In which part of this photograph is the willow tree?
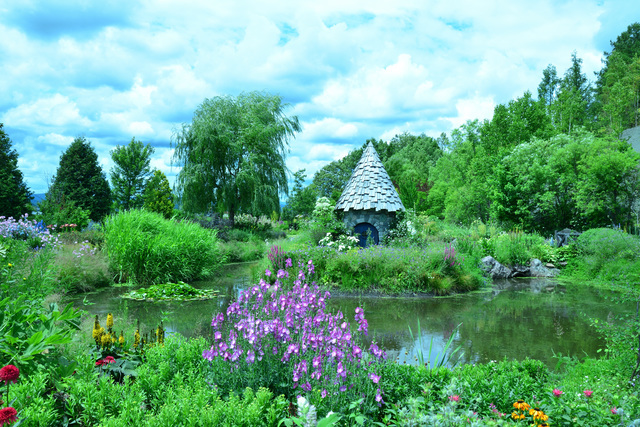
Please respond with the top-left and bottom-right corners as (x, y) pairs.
(172, 91), (301, 223)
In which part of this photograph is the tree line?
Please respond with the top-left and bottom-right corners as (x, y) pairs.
(284, 22), (640, 234)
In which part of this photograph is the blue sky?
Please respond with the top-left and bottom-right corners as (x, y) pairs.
(0, 0), (638, 194)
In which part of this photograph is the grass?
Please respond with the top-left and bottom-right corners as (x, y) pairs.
(104, 209), (224, 285)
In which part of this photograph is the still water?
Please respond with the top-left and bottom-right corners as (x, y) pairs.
(67, 262), (631, 369)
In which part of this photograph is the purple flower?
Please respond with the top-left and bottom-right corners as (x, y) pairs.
(265, 269), (272, 277)
(285, 258), (292, 268)
(321, 389), (327, 398)
(369, 372), (381, 384)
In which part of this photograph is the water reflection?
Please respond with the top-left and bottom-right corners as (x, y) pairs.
(67, 265), (631, 369)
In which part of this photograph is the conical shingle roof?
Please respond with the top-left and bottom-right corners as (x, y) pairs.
(335, 142), (405, 213)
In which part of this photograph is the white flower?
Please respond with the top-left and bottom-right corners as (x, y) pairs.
(296, 396), (317, 427)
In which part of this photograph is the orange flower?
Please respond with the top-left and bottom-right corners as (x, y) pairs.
(513, 400), (530, 411)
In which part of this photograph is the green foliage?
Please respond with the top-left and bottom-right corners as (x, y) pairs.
(173, 91), (301, 222)
(218, 239), (267, 263)
(0, 295), (81, 376)
(282, 169), (317, 221)
(54, 242), (112, 293)
(110, 137), (155, 211)
(287, 244), (482, 295)
(487, 230), (547, 266)
(0, 123), (32, 218)
(596, 22), (640, 135)
(104, 209), (224, 285)
(122, 281), (223, 301)
(143, 169), (174, 219)
(41, 136), (112, 222)
(11, 335), (289, 426)
(565, 228), (640, 283)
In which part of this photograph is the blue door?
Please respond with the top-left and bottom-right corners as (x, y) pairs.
(354, 222), (379, 247)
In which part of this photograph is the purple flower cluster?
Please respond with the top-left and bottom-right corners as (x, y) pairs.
(444, 244), (464, 268)
(267, 245), (288, 273)
(0, 214), (60, 250)
(203, 258), (386, 407)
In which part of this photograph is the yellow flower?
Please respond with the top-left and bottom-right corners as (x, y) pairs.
(101, 332), (111, 348)
(119, 331), (125, 346)
(134, 329), (140, 349)
(106, 313), (114, 330)
(513, 400), (530, 411)
(511, 411), (525, 420)
(7, 263), (12, 268)
(92, 316), (102, 343)
(529, 407), (548, 421)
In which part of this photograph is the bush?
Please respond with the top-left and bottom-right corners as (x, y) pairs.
(565, 228), (640, 283)
(104, 209), (224, 285)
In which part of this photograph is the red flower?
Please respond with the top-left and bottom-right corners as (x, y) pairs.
(583, 389), (593, 398)
(104, 356), (115, 364)
(0, 365), (19, 385)
(0, 407), (18, 425)
(95, 359), (104, 366)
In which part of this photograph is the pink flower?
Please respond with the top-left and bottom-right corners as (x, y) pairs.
(0, 407), (18, 425)
(448, 395), (460, 402)
(583, 389), (593, 398)
(0, 365), (19, 385)
(611, 407), (618, 415)
(553, 388), (563, 397)
(104, 356), (115, 364)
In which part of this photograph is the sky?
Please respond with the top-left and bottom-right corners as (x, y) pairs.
(0, 0), (638, 196)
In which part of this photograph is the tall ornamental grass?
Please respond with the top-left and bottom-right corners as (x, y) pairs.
(104, 209), (223, 285)
(204, 259), (387, 418)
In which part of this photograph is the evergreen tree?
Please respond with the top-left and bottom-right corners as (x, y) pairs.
(110, 138), (155, 211)
(0, 124), (32, 218)
(143, 170), (174, 219)
(43, 136), (111, 223)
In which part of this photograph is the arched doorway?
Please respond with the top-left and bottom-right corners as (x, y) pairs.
(354, 222), (379, 247)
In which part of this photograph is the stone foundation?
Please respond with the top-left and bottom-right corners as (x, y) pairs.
(342, 210), (395, 241)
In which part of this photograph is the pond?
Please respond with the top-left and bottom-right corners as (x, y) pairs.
(67, 262), (632, 369)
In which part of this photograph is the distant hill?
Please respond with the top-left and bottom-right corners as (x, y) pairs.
(31, 193), (46, 207)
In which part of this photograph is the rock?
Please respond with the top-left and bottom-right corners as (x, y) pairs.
(559, 261), (568, 267)
(545, 263), (555, 269)
(530, 258), (559, 277)
(480, 256), (497, 272)
(510, 265), (530, 278)
(480, 255), (513, 279)
(490, 263), (512, 279)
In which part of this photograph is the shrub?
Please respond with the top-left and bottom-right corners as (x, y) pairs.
(104, 209), (224, 285)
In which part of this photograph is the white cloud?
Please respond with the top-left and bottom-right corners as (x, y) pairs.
(0, 0), (629, 194)
(3, 94), (92, 129)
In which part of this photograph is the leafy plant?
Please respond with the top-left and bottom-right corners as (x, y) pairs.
(122, 281), (223, 301)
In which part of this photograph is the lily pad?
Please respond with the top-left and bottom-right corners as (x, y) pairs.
(122, 281), (223, 301)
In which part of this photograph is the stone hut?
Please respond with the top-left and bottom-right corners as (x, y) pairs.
(335, 142), (405, 246)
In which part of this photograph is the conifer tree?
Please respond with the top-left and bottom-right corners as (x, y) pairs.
(0, 124), (32, 218)
(43, 136), (111, 222)
(143, 170), (174, 219)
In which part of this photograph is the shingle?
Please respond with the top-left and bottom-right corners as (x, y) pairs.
(335, 142), (405, 213)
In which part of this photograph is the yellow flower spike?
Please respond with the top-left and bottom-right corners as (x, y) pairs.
(106, 313), (114, 330)
(92, 315), (102, 343)
(119, 331), (124, 347)
(134, 329), (140, 349)
(101, 332), (111, 348)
